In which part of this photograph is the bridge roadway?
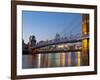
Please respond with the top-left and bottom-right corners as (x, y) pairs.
(31, 39), (81, 49)
(32, 49), (82, 54)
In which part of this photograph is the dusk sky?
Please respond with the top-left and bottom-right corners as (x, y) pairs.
(22, 11), (82, 43)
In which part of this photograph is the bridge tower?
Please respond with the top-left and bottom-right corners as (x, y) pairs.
(82, 14), (89, 65)
(28, 35), (37, 54)
(28, 35), (38, 68)
(29, 35), (36, 47)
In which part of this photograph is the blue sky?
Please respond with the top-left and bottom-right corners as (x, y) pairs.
(22, 11), (82, 43)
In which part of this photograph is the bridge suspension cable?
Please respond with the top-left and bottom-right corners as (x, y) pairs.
(67, 19), (82, 34)
(60, 17), (82, 37)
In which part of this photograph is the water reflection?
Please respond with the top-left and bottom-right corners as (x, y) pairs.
(22, 52), (83, 69)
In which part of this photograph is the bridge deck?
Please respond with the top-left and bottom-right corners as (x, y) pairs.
(32, 49), (82, 54)
(32, 39), (82, 49)
(31, 35), (89, 49)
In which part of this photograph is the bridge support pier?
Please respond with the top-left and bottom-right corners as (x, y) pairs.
(28, 47), (38, 68)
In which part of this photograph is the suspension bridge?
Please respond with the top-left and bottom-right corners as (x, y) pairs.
(29, 16), (89, 54)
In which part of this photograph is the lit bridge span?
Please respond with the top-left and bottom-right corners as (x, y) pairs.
(30, 34), (89, 54)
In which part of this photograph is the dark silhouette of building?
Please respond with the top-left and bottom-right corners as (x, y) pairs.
(22, 39), (28, 54)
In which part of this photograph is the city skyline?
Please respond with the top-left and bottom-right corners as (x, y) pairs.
(22, 11), (82, 44)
